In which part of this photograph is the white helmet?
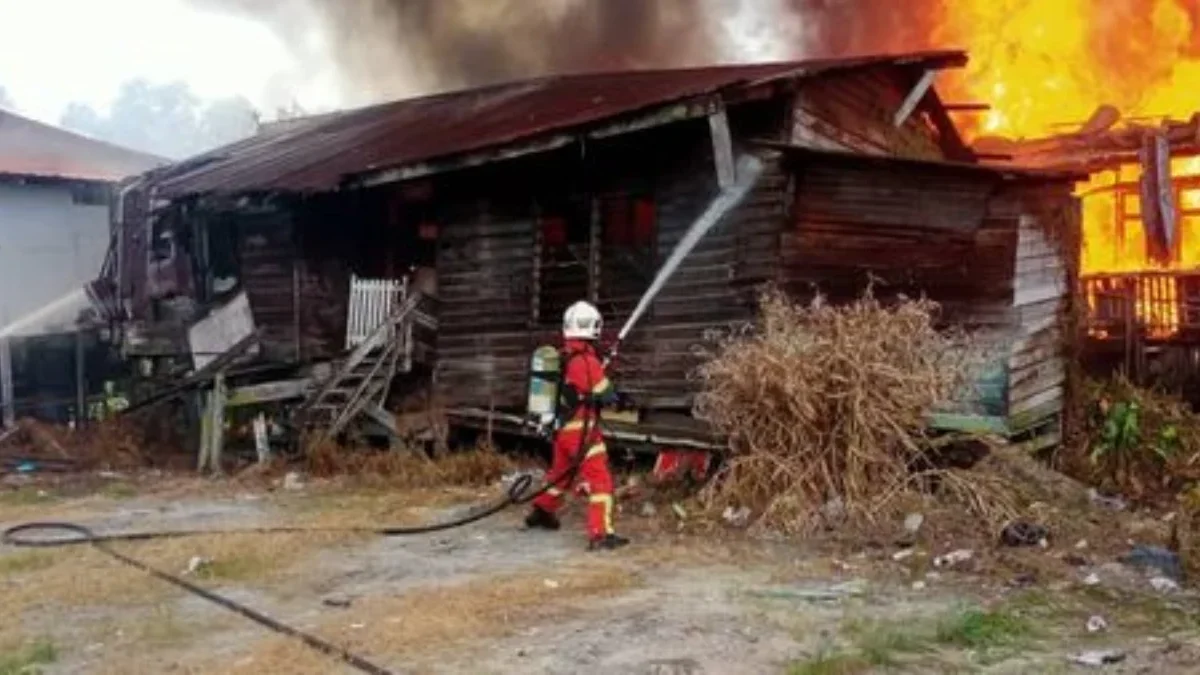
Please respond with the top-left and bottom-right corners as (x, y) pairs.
(563, 300), (602, 340)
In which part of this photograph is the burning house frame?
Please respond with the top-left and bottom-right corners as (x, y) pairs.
(981, 111), (1200, 385)
(93, 49), (1081, 461)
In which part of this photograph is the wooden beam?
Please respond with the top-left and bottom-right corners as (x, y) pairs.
(708, 108), (736, 190)
(893, 69), (937, 127)
(943, 103), (991, 112)
(227, 378), (312, 407)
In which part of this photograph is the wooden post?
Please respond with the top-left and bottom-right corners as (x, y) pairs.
(74, 331), (87, 429)
(708, 109), (735, 190)
(197, 390), (212, 473)
(0, 337), (12, 428)
(211, 373), (227, 475)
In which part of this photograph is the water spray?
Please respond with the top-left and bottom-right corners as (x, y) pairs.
(606, 154), (764, 364)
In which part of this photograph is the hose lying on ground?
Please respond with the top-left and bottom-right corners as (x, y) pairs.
(1, 470), (551, 675)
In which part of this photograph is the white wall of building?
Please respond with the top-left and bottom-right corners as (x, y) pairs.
(0, 180), (109, 326)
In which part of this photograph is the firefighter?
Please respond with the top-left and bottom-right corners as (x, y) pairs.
(525, 300), (630, 551)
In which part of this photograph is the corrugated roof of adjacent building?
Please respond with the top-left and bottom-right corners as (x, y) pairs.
(154, 50), (969, 197)
(0, 109), (167, 183)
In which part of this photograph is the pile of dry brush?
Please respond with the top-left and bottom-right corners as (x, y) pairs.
(693, 286), (1015, 534)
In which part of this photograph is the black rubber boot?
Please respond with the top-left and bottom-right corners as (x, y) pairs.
(588, 534), (630, 551)
(524, 506), (561, 531)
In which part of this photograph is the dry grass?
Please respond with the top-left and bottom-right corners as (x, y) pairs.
(303, 439), (519, 489)
(219, 562), (639, 674)
(693, 287), (1009, 534)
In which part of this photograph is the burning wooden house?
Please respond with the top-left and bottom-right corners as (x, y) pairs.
(94, 49), (1081, 461)
(978, 110), (1200, 383)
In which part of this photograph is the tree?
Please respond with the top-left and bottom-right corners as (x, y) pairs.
(60, 79), (258, 159)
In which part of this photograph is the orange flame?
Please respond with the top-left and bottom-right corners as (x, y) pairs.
(934, 0), (1200, 338)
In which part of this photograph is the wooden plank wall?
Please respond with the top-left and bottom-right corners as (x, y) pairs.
(237, 214), (299, 363)
(435, 201), (538, 408)
(790, 67), (946, 161)
(1003, 186), (1078, 431)
(610, 147), (788, 407)
(431, 116), (793, 411)
(786, 160), (1020, 415)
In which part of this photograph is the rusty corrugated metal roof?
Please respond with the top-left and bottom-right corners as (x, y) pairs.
(155, 50), (968, 197)
(0, 109), (167, 183)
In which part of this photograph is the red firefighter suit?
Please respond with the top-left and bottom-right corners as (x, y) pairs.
(530, 339), (619, 543)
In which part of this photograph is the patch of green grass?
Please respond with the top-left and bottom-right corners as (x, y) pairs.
(196, 555), (271, 582)
(0, 487), (56, 506)
(935, 606), (1034, 650)
(0, 551), (58, 576)
(99, 482), (138, 499)
(855, 625), (935, 667)
(786, 646), (871, 675)
(0, 638), (58, 675)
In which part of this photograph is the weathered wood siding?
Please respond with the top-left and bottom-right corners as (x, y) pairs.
(432, 113), (793, 410)
(786, 159), (1019, 415)
(790, 68), (946, 161)
(610, 148), (788, 407)
(1004, 188), (1079, 432)
(435, 201), (538, 406)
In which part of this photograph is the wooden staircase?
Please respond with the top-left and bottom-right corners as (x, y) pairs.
(297, 290), (424, 442)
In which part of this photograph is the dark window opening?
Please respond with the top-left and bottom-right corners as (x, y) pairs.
(598, 193), (658, 322)
(536, 199), (591, 327)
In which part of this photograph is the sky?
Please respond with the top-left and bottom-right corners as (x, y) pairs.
(0, 0), (341, 124)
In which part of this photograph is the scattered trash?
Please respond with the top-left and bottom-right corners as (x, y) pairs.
(1149, 576), (1180, 593)
(1069, 649), (1126, 667)
(322, 596), (353, 609)
(1063, 553), (1089, 567)
(1121, 545), (1182, 581)
(543, 579), (561, 589)
(282, 471), (305, 491)
(933, 549), (974, 569)
(1086, 615), (1109, 633)
(892, 549), (915, 562)
(1075, 539), (1089, 550)
(15, 461), (38, 474)
(1000, 522), (1049, 547)
(1082, 573), (1101, 586)
(349, 623), (365, 630)
(722, 506), (752, 528)
(903, 513), (925, 535)
(97, 470), (124, 480)
(671, 503), (688, 520)
(184, 556), (212, 575)
(820, 497), (846, 524)
(911, 580), (927, 590)
(1008, 573), (1037, 588)
(640, 502), (658, 518)
(1088, 488), (1128, 512)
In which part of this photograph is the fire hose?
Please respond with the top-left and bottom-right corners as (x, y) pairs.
(1, 154), (765, 673)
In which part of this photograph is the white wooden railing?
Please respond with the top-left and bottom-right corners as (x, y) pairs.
(345, 276), (411, 362)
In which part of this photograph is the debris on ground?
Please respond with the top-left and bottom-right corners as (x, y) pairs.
(1069, 649), (1127, 667)
(184, 556), (212, 575)
(1149, 576), (1180, 593)
(1000, 521), (1050, 547)
(721, 506), (751, 528)
(322, 596), (353, 609)
(282, 471), (306, 491)
(1121, 545), (1183, 580)
(1087, 615), (1109, 633)
(933, 549), (974, 569)
(903, 512), (925, 535)
(1088, 488), (1129, 512)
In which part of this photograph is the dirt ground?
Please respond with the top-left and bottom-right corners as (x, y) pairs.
(2, 471), (1200, 675)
